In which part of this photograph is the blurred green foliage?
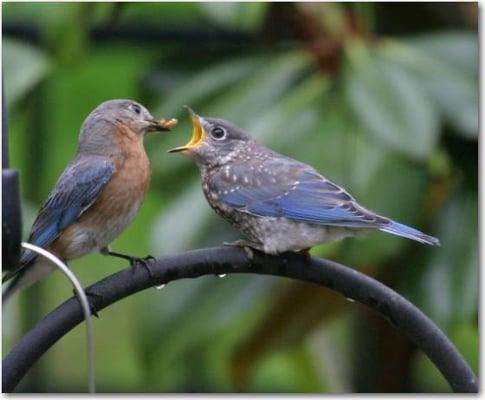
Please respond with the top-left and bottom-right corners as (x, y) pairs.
(2, 2), (478, 393)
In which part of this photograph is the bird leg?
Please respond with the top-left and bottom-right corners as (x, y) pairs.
(223, 240), (263, 261)
(298, 248), (312, 266)
(100, 246), (155, 281)
(73, 288), (102, 318)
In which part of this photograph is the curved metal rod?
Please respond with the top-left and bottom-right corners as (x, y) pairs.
(3, 247), (477, 393)
(17, 243), (96, 393)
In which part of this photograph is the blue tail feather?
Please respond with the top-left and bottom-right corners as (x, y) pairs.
(380, 221), (440, 246)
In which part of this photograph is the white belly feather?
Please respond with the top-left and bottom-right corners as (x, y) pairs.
(259, 218), (353, 254)
(63, 199), (142, 259)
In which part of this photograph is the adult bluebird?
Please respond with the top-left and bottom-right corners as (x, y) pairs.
(3, 99), (177, 301)
(169, 108), (439, 255)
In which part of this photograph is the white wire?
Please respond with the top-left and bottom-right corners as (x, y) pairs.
(20, 242), (96, 393)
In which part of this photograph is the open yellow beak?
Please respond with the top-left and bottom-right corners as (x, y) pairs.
(168, 108), (205, 153)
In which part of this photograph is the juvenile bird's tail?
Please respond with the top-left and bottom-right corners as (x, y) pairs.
(380, 221), (440, 246)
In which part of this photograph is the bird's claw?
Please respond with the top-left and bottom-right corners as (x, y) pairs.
(223, 240), (258, 261)
(129, 255), (156, 282)
(128, 254), (154, 267)
(102, 249), (156, 281)
(243, 246), (254, 261)
(299, 249), (312, 266)
(73, 288), (102, 318)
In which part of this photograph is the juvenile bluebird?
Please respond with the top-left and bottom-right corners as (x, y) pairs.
(169, 108), (439, 255)
(3, 99), (177, 301)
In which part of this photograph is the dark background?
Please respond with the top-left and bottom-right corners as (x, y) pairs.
(2, 2), (478, 393)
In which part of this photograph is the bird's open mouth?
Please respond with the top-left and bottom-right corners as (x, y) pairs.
(147, 118), (178, 132)
(168, 108), (205, 153)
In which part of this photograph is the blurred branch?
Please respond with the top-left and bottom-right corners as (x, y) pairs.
(3, 23), (258, 47)
(2, 247), (478, 393)
(294, 3), (365, 76)
(295, 3), (344, 76)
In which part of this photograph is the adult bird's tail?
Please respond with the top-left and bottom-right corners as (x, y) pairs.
(3, 271), (24, 303)
(2, 257), (29, 303)
(2, 253), (48, 303)
(380, 221), (440, 246)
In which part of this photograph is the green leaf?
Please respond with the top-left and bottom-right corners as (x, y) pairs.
(203, 51), (312, 127)
(120, 3), (204, 25)
(2, 38), (50, 106)
(247, 73), (330, 143)
(248, 345), (325, 392)
(198, 3), (268, 31)
(380, 35), (478, 139)
(135, 274), (275, 388)
(155, 56), (264, 117)
(340, 132), (429, 264)
(344, 41), (439, 160)
(150, 181), (211, 253)
(450, 322), (478, 375)
(415, 190), (478, 329)
(42, 2), (94, 64)
(405, 32), (478, 77)
(413, 351), (450, 392)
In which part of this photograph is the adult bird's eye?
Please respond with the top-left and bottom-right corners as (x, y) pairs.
(131, 104), (141, 115)
(211, 127), (226, 140)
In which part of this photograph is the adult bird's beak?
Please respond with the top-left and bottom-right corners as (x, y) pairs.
(168, 106), (205, 153)
(146, 117), (178, 133)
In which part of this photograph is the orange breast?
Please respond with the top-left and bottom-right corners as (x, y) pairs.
(52, 125), (151, 259)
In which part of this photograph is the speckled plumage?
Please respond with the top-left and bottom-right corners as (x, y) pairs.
(3, 100), (168, 301)
(171, 111), (440, 255)
(199, 142), (356, 254)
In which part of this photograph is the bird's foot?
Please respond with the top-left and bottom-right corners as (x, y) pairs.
(280, 249), (311, 267)
(223, 240), (265, 261)
(102, 248), (155, 281)
(73, 288), (102, 318)
(100, 247), (136, 263)
(298, 248), (312, 266)
(99, 246), (112, 256)
(128, 255), (156, 282)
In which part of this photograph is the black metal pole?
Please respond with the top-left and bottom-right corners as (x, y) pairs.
(2, 86), (9, 169)
(2, 84), (22, 270)
(2, 247), (478, 393)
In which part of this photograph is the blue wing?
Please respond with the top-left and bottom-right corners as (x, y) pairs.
(211, 159), (439, 245)
(4, 156), (115, 281)
(214, 161), (387, 228)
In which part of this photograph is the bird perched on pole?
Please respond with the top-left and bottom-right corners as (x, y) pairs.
(169, 108), (439, 256)
(2, 99), (177, 302)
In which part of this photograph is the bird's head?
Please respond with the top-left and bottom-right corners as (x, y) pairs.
(168, 107), (252, 168)
(78, 99), (177, 153)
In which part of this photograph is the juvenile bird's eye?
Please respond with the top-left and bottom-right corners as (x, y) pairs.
(211, 127), (226, 140)
(131, 104), (142, 115)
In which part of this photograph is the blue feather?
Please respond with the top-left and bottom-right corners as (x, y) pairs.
(16, 156), (115, 269)
(380, 221), (440, 246)
(215, 164), (439, 245)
